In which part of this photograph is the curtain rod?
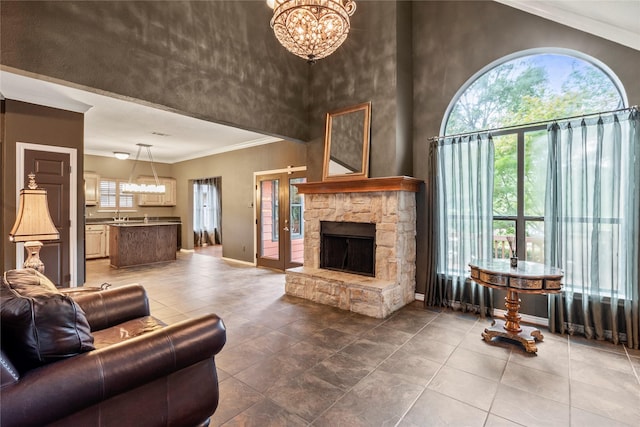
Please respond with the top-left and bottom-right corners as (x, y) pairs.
(429, 105), (638, 143)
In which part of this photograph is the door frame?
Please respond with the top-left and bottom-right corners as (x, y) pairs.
(16, 142), (78, 286)
(253, 165), (306, 266)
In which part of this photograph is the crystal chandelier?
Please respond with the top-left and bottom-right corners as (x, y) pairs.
(267, 0), (357, 63)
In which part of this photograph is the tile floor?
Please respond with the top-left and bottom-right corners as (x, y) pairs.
(86, 249), (640, 426)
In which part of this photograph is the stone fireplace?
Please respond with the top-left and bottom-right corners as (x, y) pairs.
(285, 176), (421, 318)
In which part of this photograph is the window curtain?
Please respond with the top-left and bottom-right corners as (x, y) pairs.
(428, 133), (495, 315)
(545, 109), (639, 348)
(193, 177), (222, 246)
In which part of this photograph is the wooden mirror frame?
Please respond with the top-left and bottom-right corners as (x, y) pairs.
(322, 101), (371, 181)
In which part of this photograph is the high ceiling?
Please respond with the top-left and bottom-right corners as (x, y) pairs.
(497, 0), (639, 51)
(1, 0), (637, 164)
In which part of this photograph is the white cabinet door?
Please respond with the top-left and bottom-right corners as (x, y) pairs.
(137, 177), (177, 206)
(84, 173), (100, 206)
(86, 225), (106, 258)
(162, 178), (177, 206)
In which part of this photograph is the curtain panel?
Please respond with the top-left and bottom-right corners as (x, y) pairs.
(193, 177), (222, 246)
(428, 134), (495, 315)
(545, 109), (640, 348)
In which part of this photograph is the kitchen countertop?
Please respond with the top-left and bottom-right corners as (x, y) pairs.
(109, 221), (179, 227)
(86, 216), (181, 226)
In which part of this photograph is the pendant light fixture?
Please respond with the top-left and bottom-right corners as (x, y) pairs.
(121, 144), (166, 194)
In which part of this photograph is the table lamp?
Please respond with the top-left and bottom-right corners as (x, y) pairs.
(9, 173), (60, 273)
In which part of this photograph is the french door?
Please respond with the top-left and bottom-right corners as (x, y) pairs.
(256, 171), (306, 271)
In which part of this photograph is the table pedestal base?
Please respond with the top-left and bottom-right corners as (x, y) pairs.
(482, 319), (544, 353)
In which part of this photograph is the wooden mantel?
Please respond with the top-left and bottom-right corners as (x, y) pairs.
(295, 176), (422, 194)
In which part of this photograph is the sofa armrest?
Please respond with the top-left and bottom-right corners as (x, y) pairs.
(69, 284), (150, 331)
(0, 313), (226, 426)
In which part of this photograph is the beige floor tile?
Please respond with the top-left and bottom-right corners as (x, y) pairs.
(491, 384), (570, 427)
(427, 365), (498, 411)
(501, 361), (570, 404)
(400, 389), (487, 427)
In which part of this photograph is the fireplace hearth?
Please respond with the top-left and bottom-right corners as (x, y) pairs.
(321, 221), (375, 277)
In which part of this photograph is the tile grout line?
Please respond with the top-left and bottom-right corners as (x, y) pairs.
(482, 324), (514, 427)
(623, 344), (640, 386)
(394, 314), (487, 427)
(308, 309), (443, 426)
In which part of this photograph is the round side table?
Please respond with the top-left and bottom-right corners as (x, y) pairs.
(469, 259), (563, 353)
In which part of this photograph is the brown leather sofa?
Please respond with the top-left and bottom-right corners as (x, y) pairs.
(1, 283), (226, 427)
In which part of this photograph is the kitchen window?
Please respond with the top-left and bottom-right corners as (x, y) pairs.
(99, 179), (135, 210)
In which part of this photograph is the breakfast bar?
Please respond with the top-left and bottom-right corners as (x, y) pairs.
(109, 222), (178, 268)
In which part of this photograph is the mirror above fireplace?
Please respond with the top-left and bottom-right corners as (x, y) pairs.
(322, 101), (371, 181)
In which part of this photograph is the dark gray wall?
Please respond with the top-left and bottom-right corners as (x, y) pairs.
(308, 1), (414, 181)
(411, 1), (640, 315)
(0, 1), (309, 142)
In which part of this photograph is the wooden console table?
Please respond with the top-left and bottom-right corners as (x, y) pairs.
(469, 259), (563, 353)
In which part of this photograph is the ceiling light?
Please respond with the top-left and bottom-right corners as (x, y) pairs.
(114, 152), (130, 160)
(268, 0), (357, 64)
(121, 144), (166, 194)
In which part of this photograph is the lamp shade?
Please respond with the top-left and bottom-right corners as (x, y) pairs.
(9, 187), (59, 242)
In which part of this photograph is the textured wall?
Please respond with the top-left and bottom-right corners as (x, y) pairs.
(309, 1), (413, 179)
(0, 1), (309, 142)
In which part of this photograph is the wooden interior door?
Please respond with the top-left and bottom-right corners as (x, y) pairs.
(256, 172), (306, 271)
(24, 150), (71, 287)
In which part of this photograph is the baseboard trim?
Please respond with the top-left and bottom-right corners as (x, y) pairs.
(221, 257), (255, 267)
(414, 293), (548, 326)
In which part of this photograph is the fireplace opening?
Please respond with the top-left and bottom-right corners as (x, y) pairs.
(320, 221), (376, 277)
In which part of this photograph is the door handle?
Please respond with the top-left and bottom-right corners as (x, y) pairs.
(283, 226), (290, 231)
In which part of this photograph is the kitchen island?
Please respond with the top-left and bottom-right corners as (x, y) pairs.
(109, 222), (178, 268)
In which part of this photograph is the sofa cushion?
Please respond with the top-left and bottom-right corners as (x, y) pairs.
(1, 270), (95, 373)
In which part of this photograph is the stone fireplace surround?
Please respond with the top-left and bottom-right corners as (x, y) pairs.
(285, 177), (421, 318)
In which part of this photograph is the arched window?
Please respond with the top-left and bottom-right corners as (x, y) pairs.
(443, 50), (626, 135)
(441, 50), (627, 264)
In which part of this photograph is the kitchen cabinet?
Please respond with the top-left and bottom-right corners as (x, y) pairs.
(86, 224), (109, 258)
(137, 177), (177, 206)
(84, 172), (100, 206)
